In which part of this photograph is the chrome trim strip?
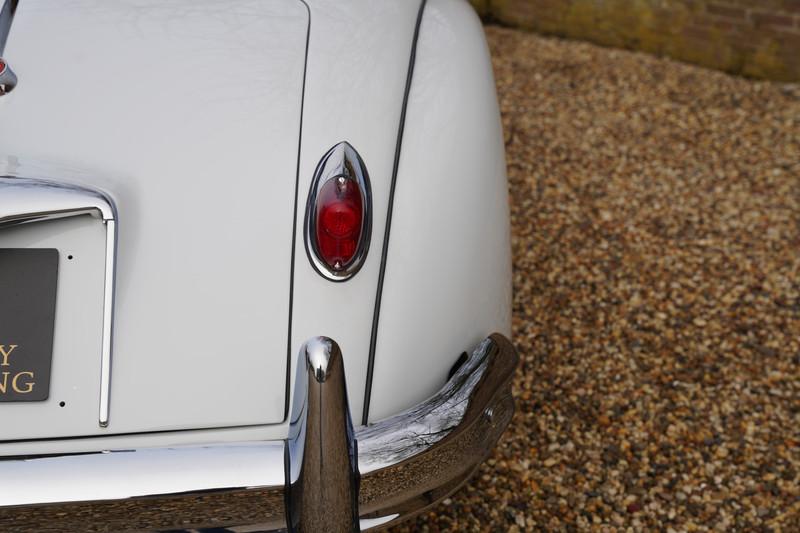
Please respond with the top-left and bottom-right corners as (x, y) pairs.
(0, 176), (118, 428)
(303, 141), (372, 282)
(0, 334), (517, 532)
(98, 219), (116, 427)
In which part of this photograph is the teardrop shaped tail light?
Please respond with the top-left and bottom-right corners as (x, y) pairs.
(305, 142), (372, 281)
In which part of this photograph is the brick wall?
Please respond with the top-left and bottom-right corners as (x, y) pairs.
(471, 0), (800, 81)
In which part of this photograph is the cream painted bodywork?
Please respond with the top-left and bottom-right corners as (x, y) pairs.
(367, 0), (512, 421)
(288, 0), (423, 427)
(0, 0), (309, 437)
(0, 0), (510, 453)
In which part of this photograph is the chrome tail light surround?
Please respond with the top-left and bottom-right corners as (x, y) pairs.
(0, 58), (15, 95)
(304, 141), (372, 282)
(0, 0), (18, 96)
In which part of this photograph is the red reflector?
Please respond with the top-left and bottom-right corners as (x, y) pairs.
(316, 178), (363, 271)
(0, 59), (5, 75)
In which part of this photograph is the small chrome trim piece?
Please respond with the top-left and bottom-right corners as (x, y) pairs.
(303, 141), (372, 282)
(0, 176), (118, 428)
(0, 334), (517, 532)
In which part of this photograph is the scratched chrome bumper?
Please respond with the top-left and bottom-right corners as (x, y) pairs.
(0, 334), (517, 532)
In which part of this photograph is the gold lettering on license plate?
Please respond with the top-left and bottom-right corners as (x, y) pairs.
(0, 344), (36, 395)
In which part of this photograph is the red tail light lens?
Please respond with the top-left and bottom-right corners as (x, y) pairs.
(305, 142), (372, 281)
(316, 177), (363, 270)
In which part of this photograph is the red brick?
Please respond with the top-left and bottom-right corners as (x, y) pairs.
(471, 0), (800, 80)
(707, 3), (747, 18)
(729, 0), (781, 7)
(775, 29), (800, 47)
(682, 24), (712, 41)
(783, 0), (800, 13)
(750, 11), (795, 28)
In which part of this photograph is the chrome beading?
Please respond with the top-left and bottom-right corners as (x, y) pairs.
(304, 142), (373, 282)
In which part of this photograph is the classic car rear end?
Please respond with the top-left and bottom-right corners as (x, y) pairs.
(0, 0), (516, 530)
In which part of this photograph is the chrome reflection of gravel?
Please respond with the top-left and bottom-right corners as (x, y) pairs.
(390, 25), (800, 532)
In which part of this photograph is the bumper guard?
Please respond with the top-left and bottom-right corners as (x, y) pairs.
(0, 333), (517, 532)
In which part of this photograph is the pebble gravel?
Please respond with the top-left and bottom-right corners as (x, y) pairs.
(390, 25), (800, 532)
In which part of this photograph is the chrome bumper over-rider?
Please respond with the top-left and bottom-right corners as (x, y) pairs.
(0, 334), (517, 532)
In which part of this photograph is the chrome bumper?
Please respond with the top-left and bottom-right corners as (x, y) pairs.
(0, 334), (517, 532)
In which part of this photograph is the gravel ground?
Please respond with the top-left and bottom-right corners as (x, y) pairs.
(391, 26), (800, 532)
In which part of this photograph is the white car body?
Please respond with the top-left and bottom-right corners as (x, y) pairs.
(0, 0), (515, 530)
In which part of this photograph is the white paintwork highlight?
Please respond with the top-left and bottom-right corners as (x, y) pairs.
(0, 442), (285, 506)
(367, 0), (512, 421)
(359, 515), (400, 529)
(0, 0), (309, 435)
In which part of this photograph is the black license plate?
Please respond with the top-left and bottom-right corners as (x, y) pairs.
(0, 249), (58, 402)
